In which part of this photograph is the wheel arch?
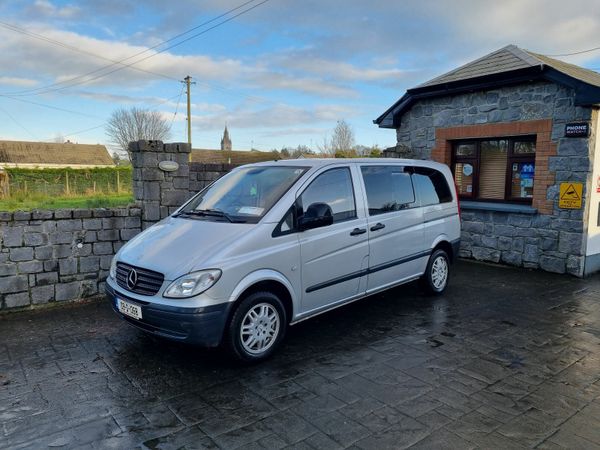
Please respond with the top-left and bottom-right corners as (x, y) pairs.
(227, 270), (297, 325)
(431, 236), (454, 262)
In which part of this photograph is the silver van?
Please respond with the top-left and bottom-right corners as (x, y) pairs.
(106, 159), (461, 362)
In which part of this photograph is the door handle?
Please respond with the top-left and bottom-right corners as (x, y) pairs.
(350, 228), (367, 236)
(370, 223), (385, 232)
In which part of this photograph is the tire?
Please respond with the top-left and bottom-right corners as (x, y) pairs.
(421, 249), (450, 295)
(225, 291), (287, 363)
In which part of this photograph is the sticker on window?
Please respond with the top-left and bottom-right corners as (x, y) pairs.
(238, 206), (264, 215)
(462, 164), (473, 176)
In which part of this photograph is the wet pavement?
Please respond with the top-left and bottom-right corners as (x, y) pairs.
(1, 260), (600, 449)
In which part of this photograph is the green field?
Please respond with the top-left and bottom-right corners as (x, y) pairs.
(0, 193), (134, 211)
(3, 166), (132, 197)
(0, 167), (134, 211)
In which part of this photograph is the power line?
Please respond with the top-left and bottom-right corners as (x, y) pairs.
(0, 22), (279, 110)
(0, 95), (102, 119)
(546, 46), (600, 57)
(0, 1), (288, 114)
(0, 21), (179, 84)
(0, 0), (268, 97)
(42, 92), (184, 141)
(170, 84), (185, 128)
(0, 104), (38, 140)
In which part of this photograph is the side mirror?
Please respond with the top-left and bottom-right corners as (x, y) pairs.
(298, 202), (333, 231)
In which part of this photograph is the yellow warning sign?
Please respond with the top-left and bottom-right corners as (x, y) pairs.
(559, 182), (583, 209)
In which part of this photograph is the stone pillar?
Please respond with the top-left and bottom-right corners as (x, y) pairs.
(130, 140), (190, 229)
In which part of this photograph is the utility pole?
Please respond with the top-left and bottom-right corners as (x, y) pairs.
(182, 75), (196, 161)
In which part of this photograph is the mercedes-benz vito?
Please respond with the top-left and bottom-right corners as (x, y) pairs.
(106, 159), (461, 362)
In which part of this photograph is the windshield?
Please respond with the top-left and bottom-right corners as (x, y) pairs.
(177, 165), (308, 223)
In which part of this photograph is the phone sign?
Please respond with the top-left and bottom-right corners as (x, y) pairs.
(565, 123), (589, 138)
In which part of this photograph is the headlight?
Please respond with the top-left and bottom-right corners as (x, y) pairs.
(109, 256), (117, 280)
(163, 269), (222, 298)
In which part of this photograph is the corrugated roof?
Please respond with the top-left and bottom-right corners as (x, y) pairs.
(416, 44), (600, 90)
(0, 140), (114, 166)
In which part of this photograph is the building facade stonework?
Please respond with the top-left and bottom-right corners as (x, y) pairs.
(377, 46), (600, 277)
(390, 83), (591, 275)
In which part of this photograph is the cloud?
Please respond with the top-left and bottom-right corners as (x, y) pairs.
(26, 0), (81, 19)
(257, 127), (329, 138)
(0, 23), (362, 100)
(264, 50), (409, 85)
(0, 77), (39, 87)
(245, 70), (357, 98)
(192, 103), (357, 131)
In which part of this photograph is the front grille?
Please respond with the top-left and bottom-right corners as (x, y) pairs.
(116, 262), (164, 296)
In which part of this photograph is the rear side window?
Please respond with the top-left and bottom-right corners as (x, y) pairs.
(361, 166), (416, 215)
(412, 167), (453, 206)
(299, 167), (356, 223)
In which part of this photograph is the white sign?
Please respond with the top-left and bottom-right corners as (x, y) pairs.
(158, 160), (179, 172)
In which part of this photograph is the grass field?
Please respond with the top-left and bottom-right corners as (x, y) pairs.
(0, 193), (134, 211)
(0, 167), (134, 211)
(4, 166), (132, 197)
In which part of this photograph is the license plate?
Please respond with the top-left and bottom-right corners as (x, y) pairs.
(117, 298), (142, 320)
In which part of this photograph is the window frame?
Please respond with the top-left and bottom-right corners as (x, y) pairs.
(272, 166), (357, 237)
(451, 136), (536, 204)
(360, 165), (417, 216)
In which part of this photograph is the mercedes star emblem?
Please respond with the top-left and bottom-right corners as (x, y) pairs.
(126, 268), (138, 289)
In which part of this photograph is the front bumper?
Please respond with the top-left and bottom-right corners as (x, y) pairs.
(106, 282), (232, 347)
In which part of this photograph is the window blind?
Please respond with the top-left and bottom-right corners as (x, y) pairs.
(479, 141), (507, 199)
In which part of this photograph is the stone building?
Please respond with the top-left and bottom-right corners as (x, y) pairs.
(375, 45), (600, 276)
(220, 125), (232, 151)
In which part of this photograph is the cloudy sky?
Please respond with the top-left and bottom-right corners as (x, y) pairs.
(1, 0), (600, 153)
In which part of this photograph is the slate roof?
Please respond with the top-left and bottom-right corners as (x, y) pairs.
(418, 45), (600, 89)
(376, 45), (600, 127)
(0, 140), (114, 166)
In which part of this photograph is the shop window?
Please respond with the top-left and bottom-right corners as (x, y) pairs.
(452, 137), (535, 203)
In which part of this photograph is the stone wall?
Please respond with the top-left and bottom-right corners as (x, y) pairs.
(130, 140), (191, 229)
(189, 162), (237, 194)
(130, 141), (236, 228)
(393, 81), (592, 159)
(0, 207), (142, 310)
(0, 142), (240, 311)
(387, 81), (594, 276)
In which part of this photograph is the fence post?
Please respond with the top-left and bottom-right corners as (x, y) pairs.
(65, 170), (70, 195)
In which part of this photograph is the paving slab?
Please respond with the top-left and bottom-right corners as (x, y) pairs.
(1, 260), (600, 448)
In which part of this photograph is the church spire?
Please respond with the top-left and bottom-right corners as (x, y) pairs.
(221, 125), (232, 151)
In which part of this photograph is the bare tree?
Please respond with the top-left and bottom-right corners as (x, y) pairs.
(105, 107), (171, 160)
(318, 120), (356, 157)
(330, 120), (355, 156)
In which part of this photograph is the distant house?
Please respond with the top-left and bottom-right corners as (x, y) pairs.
(191, 149), (279, 164)
(0, 140), (114, 168)
(192, 126), (278, 164)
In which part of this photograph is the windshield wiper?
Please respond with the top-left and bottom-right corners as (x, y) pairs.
(175, 208), (245, 223)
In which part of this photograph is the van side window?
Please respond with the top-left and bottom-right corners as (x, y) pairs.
(299, 167), (356, 223)
(360, 165), (415, 215)
(412, 167), (453, 206)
